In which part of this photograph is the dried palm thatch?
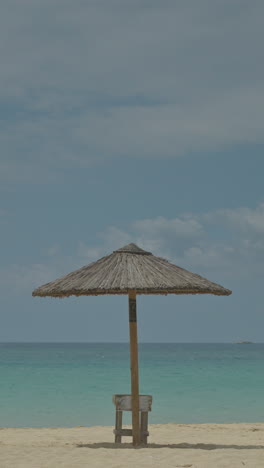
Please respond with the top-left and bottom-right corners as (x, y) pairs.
(32, 243), (231, 298)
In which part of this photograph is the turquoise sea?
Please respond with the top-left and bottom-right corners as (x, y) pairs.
(0, 343), (263, 428)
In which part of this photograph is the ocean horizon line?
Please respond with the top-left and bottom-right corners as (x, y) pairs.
(0, 341), (262, 345)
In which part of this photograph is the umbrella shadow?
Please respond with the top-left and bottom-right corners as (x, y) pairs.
(76, 442), (264, 450)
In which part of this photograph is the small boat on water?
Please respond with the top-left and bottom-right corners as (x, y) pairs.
(234, 341), (253, 344)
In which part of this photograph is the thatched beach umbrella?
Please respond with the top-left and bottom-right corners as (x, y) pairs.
(32, 243), (231, 445)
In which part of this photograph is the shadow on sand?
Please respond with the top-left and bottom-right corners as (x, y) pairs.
(76, 442), (264, 450)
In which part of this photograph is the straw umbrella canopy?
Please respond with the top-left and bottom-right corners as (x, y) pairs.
(32, 243), (232, 445)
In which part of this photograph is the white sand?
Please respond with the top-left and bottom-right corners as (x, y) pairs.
(0, 423), (264, 468)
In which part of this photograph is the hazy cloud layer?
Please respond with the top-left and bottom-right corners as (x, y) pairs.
(1, 0), (264, 181)
(68, 202), (264, 280)
(0, 264), (57, 293)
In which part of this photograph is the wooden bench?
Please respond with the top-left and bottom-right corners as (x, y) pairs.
(112, 394), (152, 444)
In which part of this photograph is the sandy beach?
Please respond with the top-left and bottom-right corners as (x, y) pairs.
(0, 423), (263, 468)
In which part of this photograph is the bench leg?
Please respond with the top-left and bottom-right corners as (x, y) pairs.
(141, 412), (148, 444)
(115, 411), (123, 443)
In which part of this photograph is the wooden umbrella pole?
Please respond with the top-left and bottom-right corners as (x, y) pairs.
(128, 291), (140, 446)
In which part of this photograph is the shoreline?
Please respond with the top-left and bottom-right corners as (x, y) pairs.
(1, 423), (264, 467)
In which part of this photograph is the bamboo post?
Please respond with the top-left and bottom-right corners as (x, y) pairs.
(128, 291), (140, 446)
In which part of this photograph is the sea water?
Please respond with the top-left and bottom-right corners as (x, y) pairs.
(0, 343), (263, 427)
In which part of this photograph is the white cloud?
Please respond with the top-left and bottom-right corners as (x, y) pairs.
(77, 243), (106, 263)
(45, 245), (60, 257)
(78, 203), (264, 278)
(204, 204), (264, 234)
(133, 216), (203, 238)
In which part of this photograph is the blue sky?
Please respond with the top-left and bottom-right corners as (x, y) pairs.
(1, 0), (264, 342)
